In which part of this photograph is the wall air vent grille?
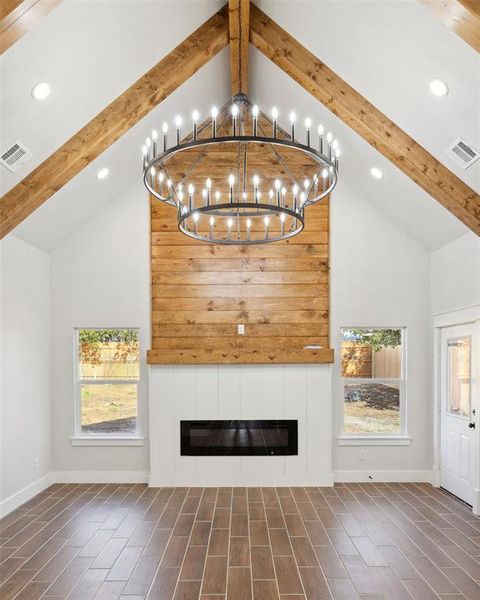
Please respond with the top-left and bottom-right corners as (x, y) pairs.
(0, 141), (32, 172)
(446, 138), (479, 170)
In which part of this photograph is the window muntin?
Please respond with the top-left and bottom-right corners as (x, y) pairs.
(76, 329), (139, 436)
(341, 328), (404, 435)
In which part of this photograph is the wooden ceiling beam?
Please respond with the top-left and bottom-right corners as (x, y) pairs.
(0, 5), (229, 238)
(419, 0), (480, 52)
(229, 0), (250, 96)
(249, 4), (480, 235)
(0, 0), (62, 55)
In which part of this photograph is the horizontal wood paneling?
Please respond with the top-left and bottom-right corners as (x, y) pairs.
(152, 310), (326, 324)
(151, 257), (329, 273)
(151, 297), (328, 311)
(152, 323), (329, 337)
(149, 197), (333, 364)
(151, 244), (329, 259)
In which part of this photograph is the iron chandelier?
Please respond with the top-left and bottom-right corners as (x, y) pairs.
(142, 95), (340, 244)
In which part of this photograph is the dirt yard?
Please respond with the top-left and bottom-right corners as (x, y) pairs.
(344, 382), (400, 434)
(81, 384), (137, 433)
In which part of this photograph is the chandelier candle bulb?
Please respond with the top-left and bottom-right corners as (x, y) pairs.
(192, 110), (199, 141)
(289, 111), (297, 141)
(264, 216), (270, 239)
(281, 187), (287, 208)
(152, 129), (158, 155)
(271, 107), (278, 138)
(293, 183), (299, 212)
(280, 212), (286, 236)
(206, 178), (212, 204)
(202, 189), (208, 206)
(215, 190), (220, 204)
(326, 131), (333, 159)
(231, 104), (239, 136)
(175, 115), (183, 145)
(304, 118), (312, 147)
(228, 174), (235, 203)
(252, 105), (259, 136)
(274, 179), (281, 206)
(188, 184), (194, 211)
(253, 174), (260, 203)
(246, 218), (252, 241)
(162, 122), (168, 152)
(318, 124), (324, 153)
(192, 211), (199, 235)
(209, 216), (215, 238)
(211, 106), (218, 137)
(177, 190), (184, 209)
(227, 217), (233, 240)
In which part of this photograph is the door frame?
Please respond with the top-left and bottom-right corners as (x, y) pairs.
(433, 305), (480, 514)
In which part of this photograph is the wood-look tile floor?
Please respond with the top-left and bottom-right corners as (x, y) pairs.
(1, 483), (480, 600)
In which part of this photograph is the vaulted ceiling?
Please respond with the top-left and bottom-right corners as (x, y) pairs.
(0, 0), (478, 252)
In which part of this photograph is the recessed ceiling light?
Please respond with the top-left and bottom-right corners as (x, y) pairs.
(31, 81), (51, 101)
(429, 78), (449, 97)
(96, 167), (109, 180)
(370, 167), (383, 180)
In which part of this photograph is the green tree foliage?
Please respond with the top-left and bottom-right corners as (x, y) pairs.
(79, 329), (139, 366)
(348, 328), (401, 352)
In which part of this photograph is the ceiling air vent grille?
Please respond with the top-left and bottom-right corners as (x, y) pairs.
(0, 141), (32, 172)
(446, 137), (479, 170)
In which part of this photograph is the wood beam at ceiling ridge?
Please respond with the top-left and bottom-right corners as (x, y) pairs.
(229, 0), (250, 95)
(0, 5), (229, 238)
(418, 0), (480, 52)
(0, 0), (62, 55)
(249, 4), (480, 235)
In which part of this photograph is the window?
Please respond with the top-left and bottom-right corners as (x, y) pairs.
(75, 328), (140, 437)
(341, 328), (405, 436)
(447, 336), (471, 418)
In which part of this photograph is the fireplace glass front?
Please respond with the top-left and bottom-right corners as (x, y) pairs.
(180, 420), (298, 456)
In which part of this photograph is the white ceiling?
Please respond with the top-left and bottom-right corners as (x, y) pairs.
(1, 0), (478, 252)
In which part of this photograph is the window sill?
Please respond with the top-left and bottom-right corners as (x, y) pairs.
(71, 436), (145, 447)
(337, 436), (411, 446)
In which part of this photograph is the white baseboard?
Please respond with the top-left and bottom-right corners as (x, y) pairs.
(55, 471), (149, 484)
(0, 472), (56, 519)
(333, 469), (433, 483)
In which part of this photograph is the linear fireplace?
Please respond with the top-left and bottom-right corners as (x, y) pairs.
(180, 420), (298, 456)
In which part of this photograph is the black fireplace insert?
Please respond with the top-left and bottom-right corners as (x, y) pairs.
(180, 419), (298, 456)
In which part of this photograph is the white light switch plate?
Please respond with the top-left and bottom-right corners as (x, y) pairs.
(237, 324), (245, 335)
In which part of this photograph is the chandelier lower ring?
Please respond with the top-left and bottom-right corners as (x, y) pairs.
(177, 202), (305, 245)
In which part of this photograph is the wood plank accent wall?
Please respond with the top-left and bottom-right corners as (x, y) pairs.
(147, 198), (334, 365)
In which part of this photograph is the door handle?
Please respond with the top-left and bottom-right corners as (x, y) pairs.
(469, 422), (476, 429)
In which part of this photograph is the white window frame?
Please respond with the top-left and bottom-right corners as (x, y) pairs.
(337, 326), (410, 446)
(72, 327), (144, 446)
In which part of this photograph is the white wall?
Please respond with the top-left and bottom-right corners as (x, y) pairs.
(430, 232), (480, 315)
(331, 182), (431, 479)
(0, 236), (52, 505)
(50, 180), (150, 477)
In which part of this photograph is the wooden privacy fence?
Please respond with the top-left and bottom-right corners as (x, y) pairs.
(342, 343), (400, 378)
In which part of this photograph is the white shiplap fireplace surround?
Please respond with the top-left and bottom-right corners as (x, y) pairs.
(149, 364), (333, 486)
